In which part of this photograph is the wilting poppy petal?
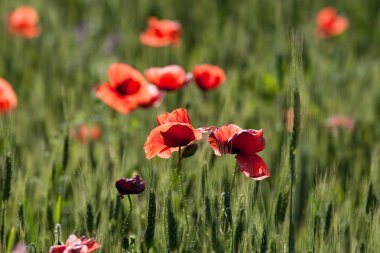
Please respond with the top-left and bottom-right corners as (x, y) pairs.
(156, 108), (191, 125)
(208, 124), (242, 156)
(235, 154), (270, 180)
(7, 6), (41, 38)
(229, 129), (265, 155)
(144, 123), (201, 159)
(95, 83), (139, 114)
(144, 65), (186, 91)
(192, 64), (226, 90)
(115, 175), (146, 195)
(0, 78), (17, 113)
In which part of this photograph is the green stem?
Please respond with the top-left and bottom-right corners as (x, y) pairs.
(177, 147), (189, 232)
(126, 194), (133, 220)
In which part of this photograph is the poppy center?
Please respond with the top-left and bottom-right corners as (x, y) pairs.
(116, 80), (141, 96)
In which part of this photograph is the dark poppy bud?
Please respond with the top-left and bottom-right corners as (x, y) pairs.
(115, 175), (146, 195)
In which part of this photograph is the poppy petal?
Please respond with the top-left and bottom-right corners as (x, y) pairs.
(95, 83), (139, 114)
(161, 124), (200, 147)
(144, 65), (186, 91)
(208, 124), (241, 156)
(107, 63), (146, 88)
(192, 64), (226, 90)
(331, 16), (349, 36)
(0, 78), (17, 113)
(229, 129), (265, 155)
(235, 154), (270, 180)
(156, 108), (191, 125)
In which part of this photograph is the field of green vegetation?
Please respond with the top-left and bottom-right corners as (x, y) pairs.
(1, 0), (380, 252)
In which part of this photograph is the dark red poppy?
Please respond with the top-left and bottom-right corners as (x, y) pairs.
(115, 175), (146, 196)
(192, 64), (226, 90)
(144, 65), (186, 91)
(144, 108), (203, 159)
(0, 78), (17, 114)
(140, 17), (181, 47)
(95, 63), (152, 114)
(315, 7), (348, 39)
(71, 124), (102, 143)
(49, 234), (100, 253)
(7, 6), (41, 38)
(208, 124), (269, 180)
(324, 115), (354, 132)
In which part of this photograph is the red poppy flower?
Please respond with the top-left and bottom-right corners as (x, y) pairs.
(115, 175), (146, 196)
(208, 124), (269, 180)
(315, 7), (348, 39)
(144, 65), (186, 91)
(49, 234), (100, 253)
(192, 64), (226, 90)
(95, 63), (152, 114)
(144, 108), (203, 159)
(139, 84), (165, 108)
(71, 124), (102, 143)
(140, 17), (181, 47)
(7, 6), (41, 38)
(324, 115), (354, 132)
(0, 78), (17, 114)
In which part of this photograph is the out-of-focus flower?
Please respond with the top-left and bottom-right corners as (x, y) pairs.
(0, 78), (17, 114)
(7, 6), (41, 38)
(144, 65), (186, 91)
(115, 175), (146, 196)
(315, 7), (348, 39)
(192, 64), (226, 90)
(324, 115), (354, 132)
(144, 108), (203, 159)
(10, 244), (27, 253)
(49, 234), (100, 253)
(71, 124), (102, 143)
(208, 124), (270, 180)
(140, 17), (181, 47)
(139, 84), (165, 108)
(103, 32), (122, 54)
(95, 63), (152, 114)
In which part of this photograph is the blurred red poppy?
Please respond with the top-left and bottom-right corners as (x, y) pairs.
(315, 7), (348, 39)
(144, 65), (186, 91)
(7, 6), (41, 38)
(140, 17), (181, 47)
(0, 78), (17, 114)
(192, 64), (226, 90)
(49, 234), (100, 253)
(324, 115), (354, 132)
(144, 108), (203, 159)
(71, 124), (102, 143)
(139, 84), (165, 108)
(115, 175), (145, 196)
(208, 124), (269, 180)
(95, 63), (152, 114)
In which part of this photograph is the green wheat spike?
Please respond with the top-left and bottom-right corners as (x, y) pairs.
(145, 189), (156, 252)
(167, 193), (178, 252)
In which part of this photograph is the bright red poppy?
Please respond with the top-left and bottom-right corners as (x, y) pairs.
(315, 7), (349, 39)
(208, 124), (269, 180)
(7, 6), (41, 38)
(140, 17), (181, 47)
(144, 108), (203, 159)
(192, 64), (226, 90)
(49, 234), (100, 253)
(0, 78), (17, 114)
(144, 65), (186, 91)
(95, 63), (152, 114)
(324, 115), (354, 132)
(71, 124), (102, 143)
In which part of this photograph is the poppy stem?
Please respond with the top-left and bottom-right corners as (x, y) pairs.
(177, 146), (189, 232)
(230, 162), (238, 193)
(126, 194), (133, 220)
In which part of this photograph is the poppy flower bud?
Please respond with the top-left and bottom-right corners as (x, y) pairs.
(115, 175), (146, 195)
(192, 64), (226, 90)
